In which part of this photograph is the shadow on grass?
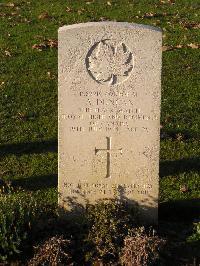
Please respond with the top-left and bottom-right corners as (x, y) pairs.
(160, 128), (199, 141)
(158, 219), (200, 266)
(1, 140), (199, 179)
(160, 157), (200, 177)
(12, 174), (57, 191)
(159, 198), (200, 221)
(0, 140), (57, 157)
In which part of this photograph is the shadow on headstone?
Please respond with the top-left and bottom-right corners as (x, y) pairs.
(59, 185), (158, 225)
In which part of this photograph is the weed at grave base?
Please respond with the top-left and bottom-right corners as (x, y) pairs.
(27, 198), (140, 265)
(0, 188), (166, 265)
(120, 227), (166, 266)
(28, 198), (166, 265)
(83, 198), (139, 264)
(28, 236), (73, 266)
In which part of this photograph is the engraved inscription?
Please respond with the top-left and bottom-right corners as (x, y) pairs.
(63, 182), (153, 196)
(86, 40), (134, 85)
(95, 137), (122, 178)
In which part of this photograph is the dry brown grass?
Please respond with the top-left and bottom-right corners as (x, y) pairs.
(120, 227), (166, 266)
(28, 236), (73, 266)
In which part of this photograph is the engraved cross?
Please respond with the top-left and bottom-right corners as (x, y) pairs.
(95, 137), (122, 178)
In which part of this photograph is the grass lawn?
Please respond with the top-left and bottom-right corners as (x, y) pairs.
(0, 0), (199, 264)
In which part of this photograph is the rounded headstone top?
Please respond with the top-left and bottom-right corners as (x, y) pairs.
(58, 21), (162, 33)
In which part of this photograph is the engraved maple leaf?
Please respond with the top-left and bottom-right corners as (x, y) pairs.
(88, 40), (133, 85)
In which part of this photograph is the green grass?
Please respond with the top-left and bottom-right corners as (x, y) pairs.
(0, 0), (199, 220)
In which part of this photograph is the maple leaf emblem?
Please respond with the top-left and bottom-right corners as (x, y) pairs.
(86, 40), (133, 85)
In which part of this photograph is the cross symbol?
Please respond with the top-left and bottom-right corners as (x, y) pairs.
(95, 137), (122, 178)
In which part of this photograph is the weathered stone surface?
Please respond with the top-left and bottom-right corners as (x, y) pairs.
(58, 22), (162, 223)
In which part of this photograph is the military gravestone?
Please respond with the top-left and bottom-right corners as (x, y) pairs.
(58, 22), (162, 223)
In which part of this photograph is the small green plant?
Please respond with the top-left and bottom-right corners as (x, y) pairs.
(187, 220), (200, 242)
(85, 198), (138, 263)
(0, 183), (57, 262)
(120, 227), (166, 266)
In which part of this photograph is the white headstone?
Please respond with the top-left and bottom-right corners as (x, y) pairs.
(58, 22), (162, 223)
